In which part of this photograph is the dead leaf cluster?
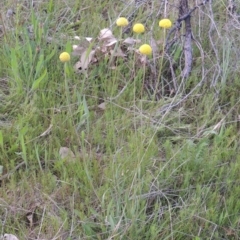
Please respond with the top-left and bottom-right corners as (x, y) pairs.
(72, 28), (149, 72)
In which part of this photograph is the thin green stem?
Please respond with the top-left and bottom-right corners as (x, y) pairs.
(64, 63), (72, 113)
(154, 28), (166, 99)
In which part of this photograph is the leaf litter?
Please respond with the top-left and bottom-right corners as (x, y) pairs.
(72, 27), (157, 73)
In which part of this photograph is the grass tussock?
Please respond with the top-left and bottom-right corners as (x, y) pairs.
(1, 0), (240, 239)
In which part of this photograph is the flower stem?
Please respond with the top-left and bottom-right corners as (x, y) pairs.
(64, 63), (71, 112)
(155, 29), (166, 99)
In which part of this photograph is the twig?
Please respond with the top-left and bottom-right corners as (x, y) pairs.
(179, 0), (192, 78)
(164, 0), (210, 79)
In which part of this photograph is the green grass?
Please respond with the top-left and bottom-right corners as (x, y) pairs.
(1, 0), (240, 239)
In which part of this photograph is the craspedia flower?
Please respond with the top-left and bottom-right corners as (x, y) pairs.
(59, 52), (70, 62)
(139, 44), (152, 55)
(159, 19), (172, 29)
(133, 23), (145, 33)
(116, 17), (129, 27)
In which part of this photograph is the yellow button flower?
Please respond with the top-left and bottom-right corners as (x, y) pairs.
(159, 19), (172, 29)
(59, 52), (70, 62)
(116, 17), (129, 27)
(139, 44), (152, 55)
(133, 23), (145, 33)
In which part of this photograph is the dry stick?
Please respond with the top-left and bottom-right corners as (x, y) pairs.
(165, 0), (210, 79)
(179, 0), (192, 79)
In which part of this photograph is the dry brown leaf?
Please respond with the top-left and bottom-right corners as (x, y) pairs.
(99, 28), (117, 48)
(3, 234), (19, 240)
(98, 102), (106, 110)
(74, 61), (83, 72)
(139, 55), (148, 65)
(72, 37), (94, 57)
(110, 48), (126, 57)
(105, 39), (118, 47)
(81, 49), (96, 67)
(127, 47), (136, 52)
(224, 227), (236, 236)
(25, 200), (40, 228)
(123, 37), (140, 45)
(59, 147), (76, 162)
(97, 45), (107, 54)
(26, 212), (34, 228)
(72, 45), (87, 56)
(99, 28), (114, 40)
(74, 49), (96, 72)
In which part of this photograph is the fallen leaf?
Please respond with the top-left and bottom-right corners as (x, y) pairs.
(127, 47), (136, 52)
(74, 36), (81, 40)
(74, 49), (96, 71)
(26, 212), (34, 228)
(72, 37), (93, 57)
(139, 55), (148, 65)
(85, 37), (93, 42)
(72, 45), (87, 56)
(110, 48), (126, 57)
(59, 147), (76, 163)
(98, 102), (106, 110)
(123, 37), (140, 45)
(99, 28), (114, 40)
(80, 49), (96, 69)
(3, 234), (19, 240)
(224, 227), (236, 236)
(99, 28), (117, 48)
(105, 39), (118, 47)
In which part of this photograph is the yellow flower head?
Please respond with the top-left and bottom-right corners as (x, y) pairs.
(133, 23), (145, 34)
(139, 44), (152, 55)
(59, 52), (70, 62)
(116, 17), (129, 27)
(159, 19), (172, 29)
